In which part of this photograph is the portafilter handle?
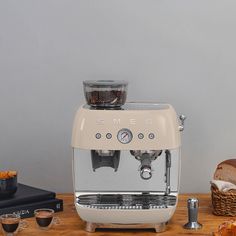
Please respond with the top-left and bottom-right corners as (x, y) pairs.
(140, 167), (152, 180)
(139, 153), (153, 180)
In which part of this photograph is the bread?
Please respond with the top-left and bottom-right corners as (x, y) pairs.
(214, 159), (236, 185)
(217, 220), (236, 236)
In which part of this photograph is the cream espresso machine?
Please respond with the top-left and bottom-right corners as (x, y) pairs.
(71, 80), (185, 232)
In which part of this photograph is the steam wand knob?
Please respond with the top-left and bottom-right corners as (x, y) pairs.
(183, 198), (202, 230)
(179, 114), (186, 131)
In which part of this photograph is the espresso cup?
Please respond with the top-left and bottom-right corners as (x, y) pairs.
(34, 208), (60, 230)
(0, 214), (27, 236)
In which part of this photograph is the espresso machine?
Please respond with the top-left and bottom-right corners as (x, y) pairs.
(71, 80), (185, 232)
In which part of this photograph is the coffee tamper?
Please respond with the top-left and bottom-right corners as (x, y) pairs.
(183, 198), (202, 229)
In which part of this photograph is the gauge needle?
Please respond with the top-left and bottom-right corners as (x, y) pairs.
(122, 133), (128, 140)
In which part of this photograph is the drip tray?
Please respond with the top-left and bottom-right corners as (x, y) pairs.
(77, 194), (177, 210)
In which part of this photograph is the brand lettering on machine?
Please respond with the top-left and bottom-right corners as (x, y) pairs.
(113, 118), (153, 125)
(96, 119), (105, 125)
(96, 118), (153, 125)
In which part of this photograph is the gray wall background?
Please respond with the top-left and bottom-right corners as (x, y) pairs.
(1, 0), (236, 193)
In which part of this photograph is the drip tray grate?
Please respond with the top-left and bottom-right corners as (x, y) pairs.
(77, 194), (176, 210)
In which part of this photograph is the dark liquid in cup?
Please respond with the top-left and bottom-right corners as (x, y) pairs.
(2, 219), (19, 233)
(35, 211), (53, 227)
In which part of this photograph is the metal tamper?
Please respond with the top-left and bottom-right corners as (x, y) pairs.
(183, 198), (202, 230)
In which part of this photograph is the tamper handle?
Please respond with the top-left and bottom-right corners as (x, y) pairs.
(187, 198), (198, 222)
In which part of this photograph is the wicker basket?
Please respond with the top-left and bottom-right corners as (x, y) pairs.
(211, 185), (236, 216)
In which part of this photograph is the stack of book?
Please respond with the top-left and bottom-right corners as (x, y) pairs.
(0, 184), (63, 218)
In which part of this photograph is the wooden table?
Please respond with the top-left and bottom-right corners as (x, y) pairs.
(15, 194), (232, 236)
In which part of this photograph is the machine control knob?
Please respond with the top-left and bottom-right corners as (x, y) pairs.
(138, 133), (144, 139)
(148, 133), (155, 139)
(106, 133), (112, 139)
(95, 133), (101, 139)
(140, 167), (152, 180)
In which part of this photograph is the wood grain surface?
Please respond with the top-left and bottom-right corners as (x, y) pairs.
(8, 193), (235, 236)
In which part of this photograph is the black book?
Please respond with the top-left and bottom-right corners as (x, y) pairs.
(0, 198), (63, 218)
(0, 184), (55, 208)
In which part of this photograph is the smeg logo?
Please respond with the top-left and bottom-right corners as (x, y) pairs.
(96, 118), (152, 125)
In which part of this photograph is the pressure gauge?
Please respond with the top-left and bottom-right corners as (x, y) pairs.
(117, 128), (133, 144)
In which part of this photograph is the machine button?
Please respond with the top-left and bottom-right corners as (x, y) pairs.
(138, 133), (144, 139)
(95, 133), (101, 139)
(106, 133), (112, 139)
(148, 133), (155, 139)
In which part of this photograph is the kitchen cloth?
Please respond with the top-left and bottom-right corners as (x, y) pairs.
(211, 180), (236, 192)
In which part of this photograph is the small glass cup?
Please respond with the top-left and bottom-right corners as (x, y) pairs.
(34, 208), (60, 230)
(0, 214), (28, 236)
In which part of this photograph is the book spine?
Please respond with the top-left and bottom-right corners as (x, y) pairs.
(0, 199), (63, 219)
(0, 193), (56, 208)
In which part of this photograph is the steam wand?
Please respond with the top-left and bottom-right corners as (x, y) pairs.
(165, 150), (171, 195)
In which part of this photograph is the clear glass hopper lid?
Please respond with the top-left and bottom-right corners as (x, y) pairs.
(83, 80), (128, 108)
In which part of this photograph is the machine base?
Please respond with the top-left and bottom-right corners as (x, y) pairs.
(85, 222), (167, 233)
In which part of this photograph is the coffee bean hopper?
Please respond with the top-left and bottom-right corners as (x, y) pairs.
(71, 80), (185, 232)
